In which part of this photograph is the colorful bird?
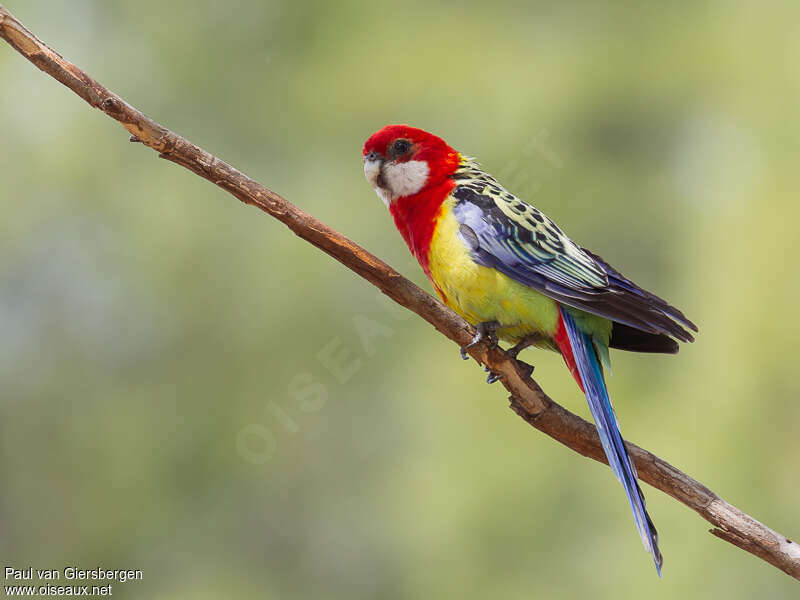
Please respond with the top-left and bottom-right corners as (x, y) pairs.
(362, 124), (697, 574)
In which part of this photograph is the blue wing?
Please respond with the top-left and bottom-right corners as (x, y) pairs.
(450, 160), (697, 342)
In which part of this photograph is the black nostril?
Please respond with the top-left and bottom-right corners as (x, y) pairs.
(365, 151), (381, 162)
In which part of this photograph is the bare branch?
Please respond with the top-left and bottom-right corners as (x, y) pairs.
(1, 5), (798, 580)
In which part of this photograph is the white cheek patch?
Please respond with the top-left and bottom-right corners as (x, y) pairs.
(382, 160), (430, 199)
(363, 158), (430, 207)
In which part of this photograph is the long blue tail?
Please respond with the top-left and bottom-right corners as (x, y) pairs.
(559, 307), (663, 575)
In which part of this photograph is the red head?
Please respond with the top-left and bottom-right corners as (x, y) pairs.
(362, 125), (461, 206)
(362, 125), (462, 272)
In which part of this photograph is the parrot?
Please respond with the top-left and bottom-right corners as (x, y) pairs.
(361, 124), (697, 575)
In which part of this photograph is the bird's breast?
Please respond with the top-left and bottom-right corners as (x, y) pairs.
(426, 196), (560, 344)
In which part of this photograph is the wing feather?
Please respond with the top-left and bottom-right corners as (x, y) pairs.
(450, 160), (697, 342)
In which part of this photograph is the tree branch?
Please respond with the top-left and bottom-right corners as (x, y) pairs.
(1, 4), (797, 580)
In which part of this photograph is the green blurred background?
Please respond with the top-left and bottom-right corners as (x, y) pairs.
(1, 1), (798, 597)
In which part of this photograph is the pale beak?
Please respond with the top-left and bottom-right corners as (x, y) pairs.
(363, 152), (384, 189)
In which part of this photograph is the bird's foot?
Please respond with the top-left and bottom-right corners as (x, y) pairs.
(506, 333), (543, 360)
(460, 324), (536, 384)
(461, 321), (501, 358)
(483, 360), (532, 384)
(505, 334), (541, 380)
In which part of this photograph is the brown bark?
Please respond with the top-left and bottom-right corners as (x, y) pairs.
(1, 5), (798, 580)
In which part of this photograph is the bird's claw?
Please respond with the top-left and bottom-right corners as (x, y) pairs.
(504, 334), (540, 381)
(464, 321), (500, 350)
(461, 322), (528, 384)
(506, 333), (543, 360)
(483, 365), (501, 384)
(460, 321), (499, 360)
(484, 359), (532, 384)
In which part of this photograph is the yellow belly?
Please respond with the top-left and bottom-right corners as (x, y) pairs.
(426, 197), (560, 346)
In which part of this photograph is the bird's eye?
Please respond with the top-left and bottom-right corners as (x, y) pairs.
(392, 139), (411, 156)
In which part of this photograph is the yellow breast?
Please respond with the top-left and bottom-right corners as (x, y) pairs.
(426, 196), (560, 345)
